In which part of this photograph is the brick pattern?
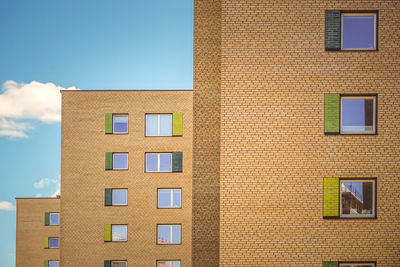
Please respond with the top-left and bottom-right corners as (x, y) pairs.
(193, 0), (221, 265)
(323, 178), (339, 217)
(218, 0), (400, 265)
(324, 94), (340, 134)
(325, 10), (341, 50)
(16, 198), (60, 267)
(61, 91), (193, 266)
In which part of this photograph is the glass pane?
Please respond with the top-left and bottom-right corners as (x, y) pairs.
(112, 190), (127, 205)
(173, 189), (181, 208)
(112, 262), (127, 267)
(113, 116), (128, 133)
(49, 261), (59, 267)
(160, 115), (172, 136)
(160, 154), (172, 172)
(342, 98), (374, 132)
(49, 238), (59, 248)
(49, 213), (59, 225)
(158, 225), (171, 244)
(113, 154), (128, 169)
(342, 15), (375, 49)
(158, 189), (171, 208)
(157, 262), (171, 267)
(172, 225), (181, 244)
(172, 261), (181, 267)
(341, 181), (374, 216)
(112, 225), (127, 241)
(146, 115), (159, 136)
(146, 154), (158, 172)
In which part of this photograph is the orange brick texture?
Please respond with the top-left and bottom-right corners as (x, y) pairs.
(61, 91), (193, 266)
(16, 198), (60, 267)
(193, 0), (221, 266)
(213, 0), (400, 266)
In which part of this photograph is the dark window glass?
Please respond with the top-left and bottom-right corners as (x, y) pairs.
(341, 181), (375, 217)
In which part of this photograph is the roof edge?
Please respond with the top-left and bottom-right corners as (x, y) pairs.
(60, 89), (193, 92)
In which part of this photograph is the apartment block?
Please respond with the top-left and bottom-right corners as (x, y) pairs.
(16, 197), (60, 267)
(15, 0), (400, 266)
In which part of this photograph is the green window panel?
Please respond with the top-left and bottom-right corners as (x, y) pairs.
(104, 260), (112, 267)
(44, 237), (49, 249)
(172, 113), (183, 136)
(104, 224), (111, 241)
(105, 152), (113, 170)
(172, 152), (183, 172)
(44, 260), (49, 267)
(323, 262), (338, 267)
(324, 94), (340, 134)
(105, 113), (113, 134)
(44, 212), (50, 226)
(324, 178), (339, 218)
(105, 188), (112, 206)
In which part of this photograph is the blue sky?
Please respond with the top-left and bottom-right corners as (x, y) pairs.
(0, 1), (193, 266)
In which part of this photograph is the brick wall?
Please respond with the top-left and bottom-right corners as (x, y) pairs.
(61, 91), (193, 266)
(217, 0), (400, 265)
(16, 198), (60, 267)
(193, 0), (221, 266)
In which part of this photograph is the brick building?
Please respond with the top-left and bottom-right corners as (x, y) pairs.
(16, 0), (399, 266)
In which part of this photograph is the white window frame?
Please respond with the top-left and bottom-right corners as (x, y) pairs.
(157, 225), (181, 245)
(158, 189), (182, 209)
(145, 114), (173, 136)
(112, 115), (128, 134)
(48, 238), (59, 249)
(112, 189), (128, 206)
(111, 261), (128, 267)
(340, 96), (376, 134)
(113, 153), (129, 170)
(146, 153), (172, 172)
(341, 13), (377, 50)
(339, 179), (376, 218)
(49, 213), (59, 226)
(157, 260), (181, 267)
(339, 263), (375, 267)
(111, 225), (128, 242)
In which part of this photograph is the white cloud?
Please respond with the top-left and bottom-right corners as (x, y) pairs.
(0, 118), (32, 138)
(0, 201), (16, 211)
(0, 80), (79, 138)
(33, 177), (57, 189)
(35, 193), (42, 197)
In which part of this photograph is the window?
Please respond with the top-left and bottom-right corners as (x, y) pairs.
(158, 189), (181, 208)
(113, 115), (128, 133)
(339, 263), (376, 267)
(48, 261), (59, 267)
(112, 189), (127, 206)
(146, 114), (172, 136)
(341, 96), (376, 134)
(323, 178), (376, 219)
(49, 238), (59, 248)
(340, 179), (376, 218)
(49, 213), (59, 225)
(146, 153), (172, 172)
(112, 225), (127, 242)
(342, 13), (377, 50)
(113, 153), (128, 169)
(325, 11), (377, 51)
(112, 261), (127, 267)
(157, 260), (181, 267)
(157, 225), (181, 244)
(324, 94), (376, 135)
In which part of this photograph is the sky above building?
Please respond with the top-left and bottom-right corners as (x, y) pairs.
(0, 1), (193, 265)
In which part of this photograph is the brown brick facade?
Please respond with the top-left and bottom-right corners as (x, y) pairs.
(217, 0), (400, 266)
(60, 91), (193, 266)
(16, 198), (60, 267)
(193, 0), (221, 266)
